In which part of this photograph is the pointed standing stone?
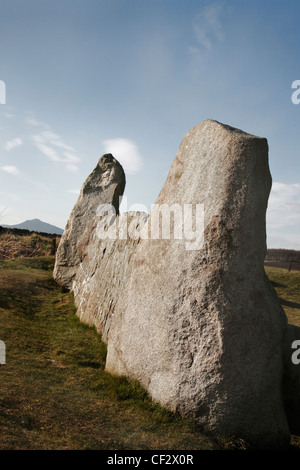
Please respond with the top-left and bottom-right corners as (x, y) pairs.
(53, 154), (125, 289)
(53, 153), (148, 340)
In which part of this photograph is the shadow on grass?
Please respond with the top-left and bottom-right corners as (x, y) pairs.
(77, 361), (101, 369)
(271, 280), (286, 289)
(279, 297), (300, 310)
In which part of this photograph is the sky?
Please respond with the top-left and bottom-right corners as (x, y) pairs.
(0, 0), (299, 249)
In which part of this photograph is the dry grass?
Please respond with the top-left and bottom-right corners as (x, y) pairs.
(0, 256), (215, 450)
(265, 266), (300, 327)
(0, 230), (59, 259)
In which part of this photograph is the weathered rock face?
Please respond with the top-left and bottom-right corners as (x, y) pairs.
(54, 154), (126, 290)
(53, 154), (149, 339)
(105, 120), (290, 448)
(72, 210), (148, 341)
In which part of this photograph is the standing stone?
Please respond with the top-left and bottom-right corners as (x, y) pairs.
(53, 154), (125, 289)
(53, 153), (148, 340)
(105, 120), (290, 448)
(72, 210), (148, 341)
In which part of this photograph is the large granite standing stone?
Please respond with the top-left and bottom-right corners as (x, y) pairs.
(105, 120), (290, 448)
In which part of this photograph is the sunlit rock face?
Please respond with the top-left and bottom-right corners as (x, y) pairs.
(106, 120), (290, 449)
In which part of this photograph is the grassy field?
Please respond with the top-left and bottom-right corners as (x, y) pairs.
(265, 266), (300, 327)
(0, 256), (216, 450)
(0, 257), (299, 450)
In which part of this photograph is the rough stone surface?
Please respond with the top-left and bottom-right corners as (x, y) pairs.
(53, 153), (149, 340)
(53, 153), (126, 290)
(105, 119), (290, 448)
(72, 210), (148, 341)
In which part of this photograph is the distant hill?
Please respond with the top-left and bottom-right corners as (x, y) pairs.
(1, 218), (64, 235)
(266, 248), (300, 262)
(264, 248), (300, 271)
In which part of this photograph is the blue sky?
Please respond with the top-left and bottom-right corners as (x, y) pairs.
(0, 0), (299, 249)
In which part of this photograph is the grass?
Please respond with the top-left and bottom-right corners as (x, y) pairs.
(265, 266), (300, 327)
(265, 266), (300, 450)
(0, 256), (215, 450)
(0, 230), (58, 260)
(0, 258), (299, 450)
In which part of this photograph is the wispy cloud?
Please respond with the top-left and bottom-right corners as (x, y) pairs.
(32, 137), (61, 162)
(0, 165), (47, 189)
(2, 111), (18, 119)
(0, 191), (23, 202)
(24, 116), (50, 129)
(1, 165), (21, 176)
(40, 131), (74, 151)
(189, 1), (226, 61)
(31, 130), (80, 172)
(102, 138), (142, 174)
(66, 189), (80, 195)
(4, 137), (23, 151)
